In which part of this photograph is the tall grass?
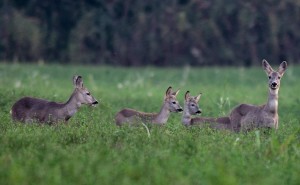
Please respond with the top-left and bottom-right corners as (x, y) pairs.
(0, 63), (299, 185)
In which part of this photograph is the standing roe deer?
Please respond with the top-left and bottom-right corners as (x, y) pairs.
(115, 86), (183, 126)
(11, 75), (98, 124)
(187, 60), (287, 132)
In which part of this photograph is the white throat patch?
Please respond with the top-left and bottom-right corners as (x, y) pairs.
(268, 99), (278, 111)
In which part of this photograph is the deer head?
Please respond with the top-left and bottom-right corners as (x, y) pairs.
(262, 60), (287, 92)
(184, 91), (202, 115)
(164, 86), (183, 112)
(72, 75), (98, 107)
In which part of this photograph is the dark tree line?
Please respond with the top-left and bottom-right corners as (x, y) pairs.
(0, 0), (300, 66)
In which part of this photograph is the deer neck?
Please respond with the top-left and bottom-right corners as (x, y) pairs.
(64, 90), (82, 118)
(182, 104), (191, 125)
(265, 88), (279, 114)
(153, 103), (170, 124)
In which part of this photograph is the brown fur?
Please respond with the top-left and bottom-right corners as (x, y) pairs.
(191, 117), (231, 130)
(115, 86), (183, 126)
(11, 76), (98, 124)
(185, 60), (287, 132)
(115, 108), (156, 125)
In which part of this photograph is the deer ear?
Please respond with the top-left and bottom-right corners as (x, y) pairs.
(172, 89), (180, 97)
(278, 61), (287, 76)
(262, 59), (274, 75)
(185, 91), (190, 101)
(73, 75), (83, 88)
(195, 93), (202, 102)
(165, 86), (172, 96)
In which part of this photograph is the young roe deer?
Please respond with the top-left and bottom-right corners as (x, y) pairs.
(11, 75), (98, 124)
(115, 86), (183, 126)
(187, 60), (287, 132)
(181, 91), (202, 126)
(182, 91), (230, 129)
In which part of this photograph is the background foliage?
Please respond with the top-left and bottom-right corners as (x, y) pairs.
(1, 0), (300, 66)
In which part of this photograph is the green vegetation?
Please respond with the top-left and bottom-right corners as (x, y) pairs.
(0, 63), (299, 185)
(1, 1), (300, 65)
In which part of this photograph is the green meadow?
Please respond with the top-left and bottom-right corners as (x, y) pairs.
(0, 63), (299, 185)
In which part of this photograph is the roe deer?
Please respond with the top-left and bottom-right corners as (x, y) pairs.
(115, 86), (183, 126)
(187, 60), (287, 132)
(181, 91), (202, 126)
(182, 91), (230, 129)
(11, 75), (98, 124)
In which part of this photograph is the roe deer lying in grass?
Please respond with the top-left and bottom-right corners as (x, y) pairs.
(11, 75), (98, 124)
(182, 91), (230, 129)
(115, 86), (183, 126)
(187, 60), (287, 132)
(181, 91), (202, 126)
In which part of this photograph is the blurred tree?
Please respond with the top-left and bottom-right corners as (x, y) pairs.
(0, 0), (300, 66)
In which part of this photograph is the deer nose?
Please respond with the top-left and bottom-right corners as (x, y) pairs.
(92, 101), (98, 105)
(271, 82), (277, 88)
(177, 108), (183, 112)
(196, 109), (202, 114)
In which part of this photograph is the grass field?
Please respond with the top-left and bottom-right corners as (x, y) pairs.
(0, 63), (299, 185)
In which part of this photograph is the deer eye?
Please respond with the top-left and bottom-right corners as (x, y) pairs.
(86, 92), (91, 95)
(278, 76), (281, 79)
(268, 76), (271, 79)
(172, 101), (176, 104)
(191, 104), (195, 107)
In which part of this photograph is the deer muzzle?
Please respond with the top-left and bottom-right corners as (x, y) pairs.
(177, 108), (183, 112)
(270, 82), (278, 90)
(91, 101), (98, 107)
(196, 109), (202, 114)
